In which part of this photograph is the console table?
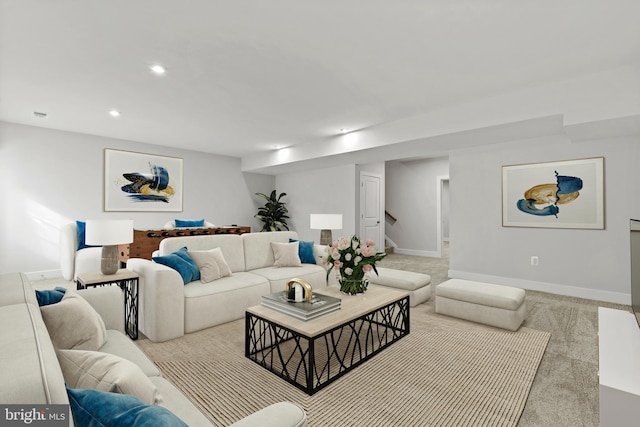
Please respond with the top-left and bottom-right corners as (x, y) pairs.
(119, 226), (251, 261)
(77, 270), (139, 340)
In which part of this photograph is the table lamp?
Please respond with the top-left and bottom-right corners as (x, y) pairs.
(310, 214), (343, 246)
(85, 219), (134, 275)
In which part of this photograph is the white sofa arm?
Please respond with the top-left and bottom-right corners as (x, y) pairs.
(229, 402), (307, 427)
(127, 258), (185, 343)
(313, 244), (329, 268)
(78, 286), (124, 332)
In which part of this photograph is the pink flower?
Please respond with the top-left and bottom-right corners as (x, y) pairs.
(366, 239), (375, 247)
(333, 260), (343, 269)
(363, 264), (372, 272)
(361, 246), (373, 257)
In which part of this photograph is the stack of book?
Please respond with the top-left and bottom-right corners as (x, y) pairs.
(261, 291), (341, 321)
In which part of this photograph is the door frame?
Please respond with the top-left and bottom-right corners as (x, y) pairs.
(359, 171), (383, 247)
(436, 175), (449, 258)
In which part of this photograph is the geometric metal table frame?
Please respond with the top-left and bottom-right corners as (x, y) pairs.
(245, 294), (409, 395)
(76, 271), (139, 340)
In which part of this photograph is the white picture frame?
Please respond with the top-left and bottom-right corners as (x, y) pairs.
(104, 148), (184, 212)
(502, 157), (604, 229)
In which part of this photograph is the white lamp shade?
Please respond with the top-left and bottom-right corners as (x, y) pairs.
(310, 214), (343, 230)
(85, 220), (134, 246)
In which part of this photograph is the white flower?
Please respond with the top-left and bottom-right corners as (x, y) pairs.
(345, 253), (352, 261)
(354, 256), (362, 265)
(344, 267), (353, 276)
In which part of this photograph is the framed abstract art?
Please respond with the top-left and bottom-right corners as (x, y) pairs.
(104, 148), (184, 212)
(502, 157), (604, 229)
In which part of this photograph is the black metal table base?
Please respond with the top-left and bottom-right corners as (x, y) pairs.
(77, 278), (139, 340)
(245, 296), (409, 395)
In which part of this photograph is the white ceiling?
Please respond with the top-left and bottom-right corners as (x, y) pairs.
(1, 1), (639, 168)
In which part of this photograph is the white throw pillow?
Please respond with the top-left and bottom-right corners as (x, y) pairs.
(57, 349), (162, 405)
(188, 247), (231, 283)
(271, 241), (302, 267)
(40, 290), (107, 351)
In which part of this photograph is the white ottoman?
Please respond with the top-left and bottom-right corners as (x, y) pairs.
(368, 267), (432, 307)
(435, 279), (526, 331)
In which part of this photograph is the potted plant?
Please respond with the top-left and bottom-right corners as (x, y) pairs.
(254, 190), (290, 232)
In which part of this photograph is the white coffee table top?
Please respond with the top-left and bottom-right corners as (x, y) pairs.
(247, 284), (408, 337)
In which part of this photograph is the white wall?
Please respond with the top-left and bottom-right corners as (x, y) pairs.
(0, 122), (274, 276)
(385, 157), (449, 256)
(275, 164), (358, 243)
(449, 134), (640, 304)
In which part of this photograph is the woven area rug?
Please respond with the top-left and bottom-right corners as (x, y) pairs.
(138, 306), (550, 427)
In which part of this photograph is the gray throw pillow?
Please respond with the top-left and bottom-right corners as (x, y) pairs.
(40, 290), (107, 351)
(188, 247), (232, 283)
(271, 241), (302, 267)
(57, 349), (162, 405)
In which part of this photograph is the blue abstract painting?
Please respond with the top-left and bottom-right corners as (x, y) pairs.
(104, 149), (183, 212)
(502, 157), (604, 229)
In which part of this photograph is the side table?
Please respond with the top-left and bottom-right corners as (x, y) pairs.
(76, 270), (139, 340)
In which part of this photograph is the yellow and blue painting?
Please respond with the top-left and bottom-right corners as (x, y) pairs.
(120, 163), (175, 203)
(516, 171), (583, 218)
(502, 157), (604, 229)
(104, 149), (183, 212)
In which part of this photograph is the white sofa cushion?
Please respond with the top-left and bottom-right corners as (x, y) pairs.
(160, 234), (246, 273)
(183, 272), (270, 333)
(250, 265), (327, 294)
(0, 303), (69, 404)
(242, 231), (299, 271)
(99, 330), (162, 377)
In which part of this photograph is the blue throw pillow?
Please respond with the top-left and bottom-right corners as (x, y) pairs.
(35, 287), (67, 306)
(67, 387), (188, 427)
(76, 221), (100, 250)
(152, 247), (200, 284)
(174, 219), (205, 228)
(289, 239), (316, 264)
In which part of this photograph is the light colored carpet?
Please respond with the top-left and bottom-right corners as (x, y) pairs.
(138, 305), (550, 427)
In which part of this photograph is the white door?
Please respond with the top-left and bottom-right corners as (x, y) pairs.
(359, 172), (383, 248)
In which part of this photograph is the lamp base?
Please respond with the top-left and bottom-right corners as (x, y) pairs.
(320, 229), (333, 246)
(100, 245), (120, 275)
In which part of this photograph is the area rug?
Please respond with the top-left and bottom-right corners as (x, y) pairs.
(138, 307), (550, 427)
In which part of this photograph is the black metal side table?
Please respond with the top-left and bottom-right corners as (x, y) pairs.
(76, 269), (139, 340)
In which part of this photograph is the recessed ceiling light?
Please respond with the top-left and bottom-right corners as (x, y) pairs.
(109, 110), (121, 117)
(150, 64), (166, 75)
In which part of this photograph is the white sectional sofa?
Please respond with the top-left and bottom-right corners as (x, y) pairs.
(0, 272), (307, 427)
(127, 231), (329, 343)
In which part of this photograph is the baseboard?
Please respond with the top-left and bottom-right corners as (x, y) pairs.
(448, 269), (630, 305)
(395, 248), (440, 258)
(24, 269), (64, 281)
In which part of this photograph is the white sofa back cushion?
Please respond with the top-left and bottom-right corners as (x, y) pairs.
(242, 231), (298, 271)
(158, 234), (246, 273)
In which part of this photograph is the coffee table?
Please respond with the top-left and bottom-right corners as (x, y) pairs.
(245, 285), (409, 395)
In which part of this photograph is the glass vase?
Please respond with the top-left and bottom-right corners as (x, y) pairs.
(339, 277), (368, 295)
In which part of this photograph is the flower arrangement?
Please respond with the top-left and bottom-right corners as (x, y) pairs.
(325, 235), (387, 295)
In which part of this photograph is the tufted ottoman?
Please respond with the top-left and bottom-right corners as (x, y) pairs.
(435, 279), (526, 331)
(367, 267), (432, 307)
